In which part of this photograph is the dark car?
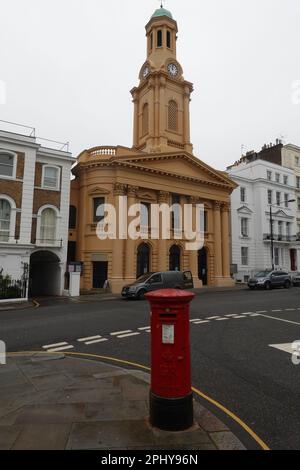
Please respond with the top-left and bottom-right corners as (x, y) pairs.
(121, 271), (194, 300)
(292, 272), (300, 286)
(248, 270), (292, 290)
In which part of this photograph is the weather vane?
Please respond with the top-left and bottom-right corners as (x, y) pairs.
(159, 0), (165, 8)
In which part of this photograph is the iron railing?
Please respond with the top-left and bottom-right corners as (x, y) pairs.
(0, 278), (27, 300)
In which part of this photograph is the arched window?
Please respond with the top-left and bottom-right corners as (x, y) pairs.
(167, 30), (171, 49)
(40, 208), (57, 245)
(137, 243), (150, 278)
(69, 205), (77, 229)
(168, 100), (178, 131)
(157, 30), (162, 47)
(0, 199), (11, 242)
(142, 103), (149, 136)
(169, 245), (181, 271)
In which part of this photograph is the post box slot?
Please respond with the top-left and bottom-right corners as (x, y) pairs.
(159, 314), (177, 318)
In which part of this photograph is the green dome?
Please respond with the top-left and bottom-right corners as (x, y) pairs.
(151, 8), (173, 20)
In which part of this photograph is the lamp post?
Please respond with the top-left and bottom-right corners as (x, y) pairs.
(269, 199), (295, 271)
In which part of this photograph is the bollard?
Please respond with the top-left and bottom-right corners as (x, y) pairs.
(145, 288), (195, 431)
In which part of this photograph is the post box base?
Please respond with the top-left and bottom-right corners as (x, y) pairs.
(150, 391), (194, 431)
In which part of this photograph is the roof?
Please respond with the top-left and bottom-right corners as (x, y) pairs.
(151, 7), (173, 20)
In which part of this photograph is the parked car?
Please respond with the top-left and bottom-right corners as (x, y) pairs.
(248, 270), (292, 290)
(122, 271), (194, 300)
(292, 272), (300, 286)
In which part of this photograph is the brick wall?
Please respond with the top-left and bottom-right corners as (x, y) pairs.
(33, 189), (61, 214)
(0, 179), (22, 207)
(16, 153), (25, 179)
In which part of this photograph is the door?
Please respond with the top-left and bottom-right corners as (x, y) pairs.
(198, 248), (208, 286)
(93, 262), (108, 288)
(290, 249), (297, 271)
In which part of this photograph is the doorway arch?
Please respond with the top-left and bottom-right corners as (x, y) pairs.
(136, 243), (150, 278)
(169, 245), (181, 271)
(198, 247), (208, 286)
(29, 251), (61, 297)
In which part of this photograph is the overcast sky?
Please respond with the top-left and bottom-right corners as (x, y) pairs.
(1, 0), (300, 170)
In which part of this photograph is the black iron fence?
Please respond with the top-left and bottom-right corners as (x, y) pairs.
(0, 278), (27, 300)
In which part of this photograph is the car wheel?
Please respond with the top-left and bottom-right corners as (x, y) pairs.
(137, 289), (147, 300)
(264, 281), (271, 290)
(284, 280), (291, 289)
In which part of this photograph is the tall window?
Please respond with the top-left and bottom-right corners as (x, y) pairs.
(169, 245), (181, 271)
(141, 202), (151, 229)
(69, 205), (77, 229)
(278, 221), (283, 239)
(295, 157), (299, 166)
(274, 248), (280, 266)
(0, 199), (11, 242)
(267, 190), (273, 205)
(0, 153), (14, 178)
(284, 175), (288, 185)
(275, 173), (280, 183)
(241, 247), (249, 266)
(43, 166), (60, 189)
(137, 243), (150, 278)
(157, 30), (162, 47)
(240, 187), (246, 202)
(93, 197), (105, 223)
(241, 218), (249, 237)
(150, 33), (153, 50)
(286, 222), (291, 238)
(167, 30), (171, 48)
(284, 193), (289, 208)
(40, 208), (56, 244)
(171, 194), (181, 230)
(168, 100), (178, 131)
(267, 171), (272, 181)
(276, 192), (281, 206)
(142, 103), (149, 136)
(297, 197), (300, 211)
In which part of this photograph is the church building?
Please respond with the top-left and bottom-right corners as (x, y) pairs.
(69, 6), (236, 294)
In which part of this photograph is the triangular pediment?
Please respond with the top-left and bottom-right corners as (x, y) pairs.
(237, 205), (253, 214)
(88, 186), (110, 196)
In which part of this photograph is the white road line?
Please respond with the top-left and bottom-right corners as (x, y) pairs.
(206, 316), (220, 320)
(256, 311), (267, 314)
(225, 314), (238, 317)
(43, 342), (68, 349)
(110, 330), (132, 336)
(272, 309), (282, 312)
(215, 318), (229, 321)
(77, 335), (102, 342)
(285, 308), (296, 311)
(194, 320), (210, 324)
(117, 332), (141, 338)
(249, 313), (261, 317)
(260, 314), (300, 326)
(190, 319), (201, 323)
(232, 315), (247, 319)
(138, 327), (151, 331)
(269, 343), (295, 355)
(85, 338), (108, 345)
(241, 312), (254, 315)
(47, 345), (74, 352)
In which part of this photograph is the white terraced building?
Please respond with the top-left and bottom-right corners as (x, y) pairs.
(227, 155), (299, 283)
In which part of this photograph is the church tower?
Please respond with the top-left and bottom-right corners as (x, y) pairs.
(131, 7), (194, 154)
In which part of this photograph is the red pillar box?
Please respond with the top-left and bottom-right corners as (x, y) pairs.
(145, 288), (195, 431)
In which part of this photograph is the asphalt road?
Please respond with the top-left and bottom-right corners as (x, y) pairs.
(1, 287), (300, 450)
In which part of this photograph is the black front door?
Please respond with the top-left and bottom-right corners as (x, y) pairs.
(198, 248), (208, 286)
(93, 262), (108, 288)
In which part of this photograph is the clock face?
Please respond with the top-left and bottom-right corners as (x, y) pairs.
(143, 66), (150, 78)
(167, 63), (178, 77)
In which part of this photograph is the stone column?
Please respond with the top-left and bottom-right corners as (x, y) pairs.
(110, 183), (126, 294)
(221, 203), (231, 279)
(132, 92), (139, 148)
(183, 86), (193, 154)
(188, 197), (202, 288)
(124, 186), (139, 283)
(157, 191), (169, 272)
(213, 201), (223, 284)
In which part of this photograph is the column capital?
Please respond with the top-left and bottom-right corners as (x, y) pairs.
(214, 201), (223, 210)
(189, 196), (200, 204)
(127, 185), (139, 197)
(113, 183), (127, 196)
(158, 191), (170, 203)
(221, 202), (230, 212)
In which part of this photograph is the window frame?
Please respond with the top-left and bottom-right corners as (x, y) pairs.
(241, 217), (249, 238)
(36, 204), (60, 247)
(0, 151), (17, 180)
(241, 247), (249, 266)
(240, 187), (246, 203)
(42, 165), (61, 191)
(93, 197), (105, 223)
(0, 195), (16, 243)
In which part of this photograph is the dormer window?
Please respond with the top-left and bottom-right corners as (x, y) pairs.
(42, 166), (60, 190)
(157, 30), (162, 48)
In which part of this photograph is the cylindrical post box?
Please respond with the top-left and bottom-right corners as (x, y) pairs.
(145, 288), (195, 431)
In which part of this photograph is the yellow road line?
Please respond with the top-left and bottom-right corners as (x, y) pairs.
(7, 351), (270, 450)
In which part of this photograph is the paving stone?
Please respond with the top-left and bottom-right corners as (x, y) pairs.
(93, 370), (128, 379)
(31, 353), (65, 363)
(0, 369), (28, 388)
(29, 373), (74, 391)
(209, 431), (246, 450)
(121, 383), (149, 401)
(151, 423), (212, 446)
(194, 405), (229, 432)
(67, 421), (155, 449)
(12, 424), (71, 450)
(85, 400), (148, 421)
(14, 403), (86, 424)
(0, 425), (23, 450)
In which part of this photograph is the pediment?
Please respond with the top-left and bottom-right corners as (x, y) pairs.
(237, 205), (253, 214)
(88, 187), (110, 196)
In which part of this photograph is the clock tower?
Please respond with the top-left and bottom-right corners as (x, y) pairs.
(131, 7), (194, 154)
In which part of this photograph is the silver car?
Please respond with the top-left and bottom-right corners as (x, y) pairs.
(248, 270), (292, 290)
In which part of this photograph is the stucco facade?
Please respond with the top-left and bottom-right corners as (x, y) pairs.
(69, 8), (236, 294)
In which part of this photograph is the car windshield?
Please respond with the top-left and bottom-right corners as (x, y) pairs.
(134, 273), (153, 283)
(255, 271), (271, 278)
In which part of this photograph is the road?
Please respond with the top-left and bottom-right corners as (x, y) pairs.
(1, 287), (300, 449)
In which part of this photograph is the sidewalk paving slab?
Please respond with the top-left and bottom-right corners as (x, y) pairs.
(0, 353), (246, 450)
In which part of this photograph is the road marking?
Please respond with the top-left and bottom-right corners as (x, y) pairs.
(225, 314), (238, 317)
(260, 314), (300, 326)
(77, 335), (102, 342)
(249, 313), (261, 317)
(215, 318), (229, 321)
(269, 343), (295, 355)
(285, 308), (296, 311)
(256, 311), (267, 314)
(47, 345), (74, 352)
(117, 332), (141, 338)
(232, 315), (247, 319)
(194, 320), (210, 324)
(272, 309), (282, 312)
(241, 312), (254, 315)
(43, 342), (68, 349)
(190, 319), (201, 322)
(206, 316), (220, 320)
(110, 330), (132, 336)
(85, 338), (108, 345)
(138, 327), (151, 331)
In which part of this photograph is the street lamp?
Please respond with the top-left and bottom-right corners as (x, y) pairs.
(269, 199), (296, 270)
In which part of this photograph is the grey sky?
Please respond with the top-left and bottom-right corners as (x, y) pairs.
(1, 0), (299, 170)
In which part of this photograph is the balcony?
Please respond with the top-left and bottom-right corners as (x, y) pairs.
(263, 233), (300, 243)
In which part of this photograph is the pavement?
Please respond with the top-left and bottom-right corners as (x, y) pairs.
(0, 301), (35, 312)
(0, 353), (245, 451)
